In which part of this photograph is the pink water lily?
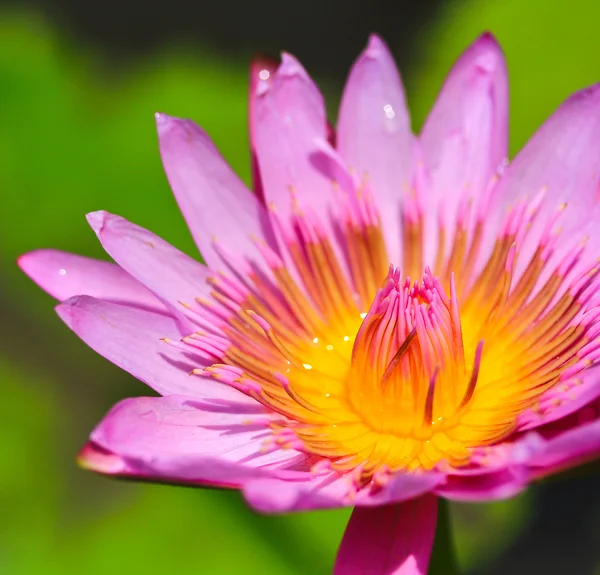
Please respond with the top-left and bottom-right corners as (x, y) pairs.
(19, 32), (600, 574)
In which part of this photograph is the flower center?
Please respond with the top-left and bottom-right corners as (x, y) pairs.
(179, 186), (599, 480)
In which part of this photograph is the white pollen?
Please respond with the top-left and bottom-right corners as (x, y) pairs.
(258, 69), (270, 81)
(58, 268), (67, 276)
(326, 344), (334, 351)
(343, 336), (350, 342)
(359, 312), (367, 319)
(383, 104), (395, 119)
(302, 363), (313, 370)
(312, 337), (319, 344)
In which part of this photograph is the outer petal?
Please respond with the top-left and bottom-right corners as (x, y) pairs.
(420, 33), (508, 266)
(78, 442), (136, 475)
(18, 249), (163, 311)
(86, 210), (215, 331)
(78, 441), (272, 489)
(242, 470), (443, 513)
(252, 54), (347, 241)
(435, 433), (545, 502)
(337, 34), (414, 267)
(527, 418), (600, 480)
(249, 56), (278, 203)
(489, 84), (600, 280)
(518, 365), (600, 431)
(83, 395), (302, 487)
(56, 295), (240, 398)
(436, 467), (529, 502)
(156, 114), (278, 272)
(334, 496), (438, 575)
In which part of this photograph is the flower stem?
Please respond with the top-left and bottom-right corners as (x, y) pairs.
(429, 498), (461, 575)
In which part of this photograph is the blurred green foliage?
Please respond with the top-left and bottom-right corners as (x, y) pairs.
(1, 1), (599, 573)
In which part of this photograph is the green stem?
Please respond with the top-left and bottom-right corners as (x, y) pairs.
(429, 498), (461, 575)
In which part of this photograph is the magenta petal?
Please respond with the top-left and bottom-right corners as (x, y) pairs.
(250, 59), (277, 149)
(249, 57), (277, 116)
(78, 442), (134, 475)
(334, 495), (438, 575)
(242, 469), (442, 513)
(436, 467), (529, 502)
(243, 473), (352, 512)
(360, 472), (445, 507)
(85, 395), (300, 487)
(436, 432), (545, 502)
(528, 418), (600, 479)
(490, 84), (600, 278)
(420, 33), (508, 264)
(518, 365), (600, 431)
(252, 54), (343, 238)
(78, 441), (268, 489)
(249, 56), (278, 203)
(337, 34), (414, 267)
(86, 210), (214, 330)
(56, 295), (236, 398)
(18, 249), (163, 310)
(156, 114), (278, 272)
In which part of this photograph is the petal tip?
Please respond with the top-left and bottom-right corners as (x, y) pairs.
(16, 250), (39, 277)
(278, 52), (307, 79)
(55, 299), (76, 327)
(364, 33), (389, 57)
(250, 58), (277, 97)
(155, 112), (175, 134)
(17, 249), (65, 296)
(565, 83), (600, 107)
(250, 56), (278, 79)
(86, 210), (108, 235)
(77, 442), (126, 474)
(477, 30), (500, 47)
(56, 294), (94, 328)
(465, 32), (504, 73)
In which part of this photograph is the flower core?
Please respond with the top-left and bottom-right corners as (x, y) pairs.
(178, 187), (600, 480)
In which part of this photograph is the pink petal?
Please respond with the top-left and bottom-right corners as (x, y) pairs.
(243, 472), (351, 512)
(56, 295), (240, 398)
(78, 442), (137, 475)
(78, 441), (268, 489)
(431, 432), (550, 502)
(518, 366), (600, 431)
(252, 54), (344, 240)
(527, 418), (600, 479)
(86, 210), (214, 330)
(156, 114), (279, 272)
(242, 469), (442, 513)
(337, 34), (414, 267)
(249, 56), (277, 111)
(85, 394), (301, 487)
(489, 84), (600, 280)
(334, 495), (438, 575)
(249, 56), (278, 203)
(362, 472), (445, 507)
(436, 466), (529, 502)
(420, 33), (508, 266)
(18, 249), (163, 311)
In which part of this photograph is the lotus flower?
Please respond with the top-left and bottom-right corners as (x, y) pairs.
(19, 32), (600, 574)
